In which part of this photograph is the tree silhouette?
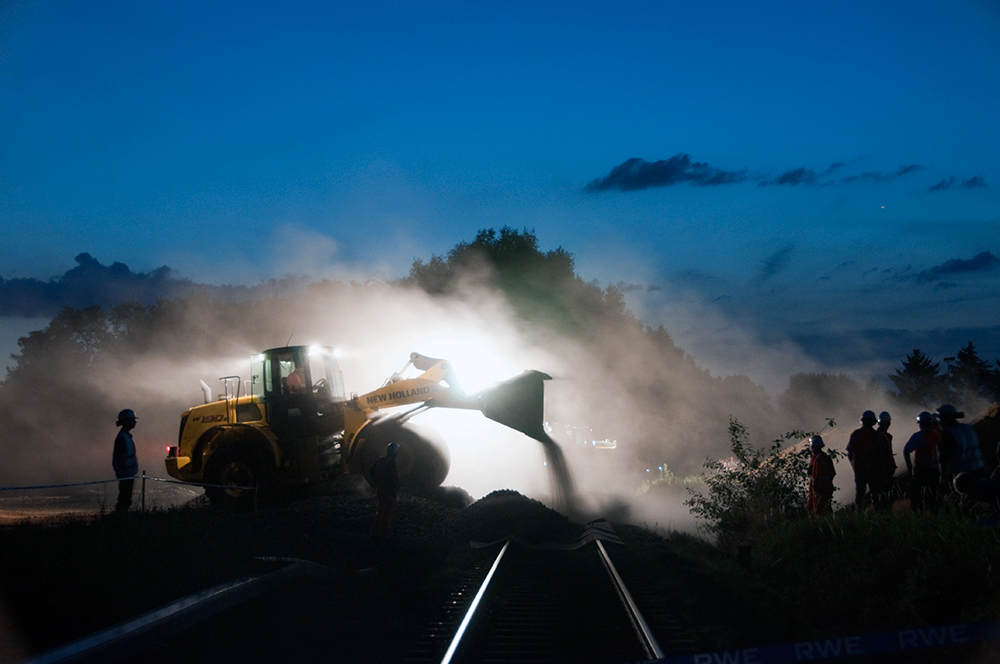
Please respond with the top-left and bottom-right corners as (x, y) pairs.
(403, 226), (633, 336)
(405, 227), (575, 294)
(947, 342), (992, 409)
(888, 349), (943, 406)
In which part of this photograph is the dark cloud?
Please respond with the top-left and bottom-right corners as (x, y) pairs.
(754, 244), (795, 282)
(0, 253), (306, 317)
(929, 177), (956, 191)
(595, 155), (923, 189)
(761, 163), (923, 187)
(0, 254), (180, 317)
(928, 175), (988, 191)
(915, 251), (999, 284)
(761, 167), (820, 186)
(584, 155), (749, 192)
(828, 164), (923, 184)
(585, 153), (986, 196)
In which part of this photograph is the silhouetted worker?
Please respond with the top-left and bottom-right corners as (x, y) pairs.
(876, 411), (897, 506)
(937, 404), (985, 495)
(847, 410), (885, 511)
(903, 411), (941, 511)
(370, 442), (400, 539)
(112, 409), (139, 515)
(806, 435), (835, 516)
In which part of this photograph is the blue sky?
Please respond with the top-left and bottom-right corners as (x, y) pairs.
(1, 0), (999, 389)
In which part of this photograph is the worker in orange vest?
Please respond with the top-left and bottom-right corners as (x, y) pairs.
(806, 435), (836, 516)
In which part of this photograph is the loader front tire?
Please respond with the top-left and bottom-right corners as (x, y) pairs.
(205, 446), (271, 507)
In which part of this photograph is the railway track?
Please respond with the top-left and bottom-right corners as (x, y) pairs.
(406, 530), (696, 664)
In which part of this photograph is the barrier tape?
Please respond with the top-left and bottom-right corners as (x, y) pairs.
(0, 475), (256, 493)
(0, 478), (123, 491)
(657, 620), (1000, 663)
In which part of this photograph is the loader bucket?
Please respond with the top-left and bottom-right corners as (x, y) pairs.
(477, 370), (552, 441)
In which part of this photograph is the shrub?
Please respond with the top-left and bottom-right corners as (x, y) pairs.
(685, 417), (837, 547)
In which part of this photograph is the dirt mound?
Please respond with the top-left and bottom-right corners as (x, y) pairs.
(452, 489), (583, 545)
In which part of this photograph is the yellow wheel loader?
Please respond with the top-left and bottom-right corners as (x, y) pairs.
(165, 345), (549, 504)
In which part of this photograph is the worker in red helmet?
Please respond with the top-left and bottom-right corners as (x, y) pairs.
(806, 435), (836, 516)
(370, 442), (400, 540)
(846, 410), (885, 511)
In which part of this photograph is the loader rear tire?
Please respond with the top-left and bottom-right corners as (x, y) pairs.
(355, 421), (450, 490)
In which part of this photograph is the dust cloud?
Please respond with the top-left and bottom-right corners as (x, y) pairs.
(0, 266), (928, 532)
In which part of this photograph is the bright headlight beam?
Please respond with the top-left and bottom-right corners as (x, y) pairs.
(409, 333), (519, 394)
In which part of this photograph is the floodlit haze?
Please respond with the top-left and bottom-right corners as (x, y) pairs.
(2, 1), (999, 386)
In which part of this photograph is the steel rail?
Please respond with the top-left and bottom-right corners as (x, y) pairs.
(430, 538), (663, 663)
(595, 538), (665, 661)
(439, 539), (510, 664)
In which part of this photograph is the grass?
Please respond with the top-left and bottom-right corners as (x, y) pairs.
(751, 510), (1000, 634)
(0, 490), (478, 660)
(616, 508), (1000, 653)
(0, 508), (258, 653)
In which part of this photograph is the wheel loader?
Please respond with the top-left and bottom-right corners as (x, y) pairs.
(165, 345), (550, 504)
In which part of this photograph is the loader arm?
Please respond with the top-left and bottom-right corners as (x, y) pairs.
(343, 352), (551, 452)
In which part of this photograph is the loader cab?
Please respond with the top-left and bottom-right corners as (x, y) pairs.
(251, 346), (346, 439)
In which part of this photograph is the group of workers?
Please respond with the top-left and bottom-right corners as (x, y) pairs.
(807, 404), (999, 516)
